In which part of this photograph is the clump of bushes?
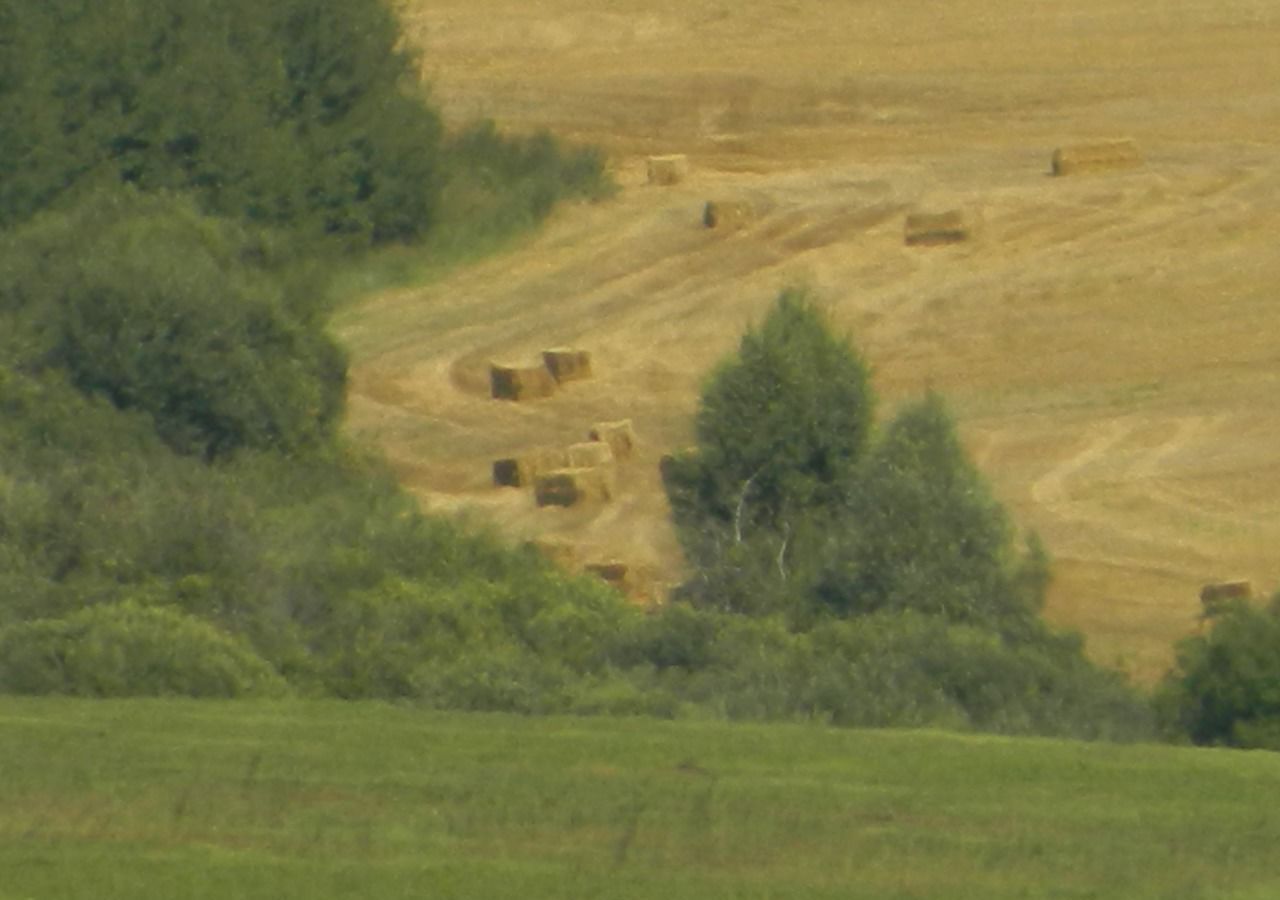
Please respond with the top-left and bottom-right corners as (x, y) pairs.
(0, 602), (289, 698)
(0, 0), (610, 255)
(657, 289), (1153, 740)
(1156, 596), (1280, 750)
(2, 189), (346, 459)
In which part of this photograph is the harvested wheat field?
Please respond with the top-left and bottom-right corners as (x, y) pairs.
(339, 0), (1280, 683)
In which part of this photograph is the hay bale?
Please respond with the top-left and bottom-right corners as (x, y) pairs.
(541, 348), (593, 383)
(1051, 139), (1142, 176)
(534, 467), (614, 507)
(492, 447), (570, 487)
(492, 458), (522, 487)
(647, 154), (689, 186)
(1199, 580), (1252, 617)
(703, 200), (753, 230)
(490, 362), (558, 401)
(589, 419), (637, 460)
(585, 560), (630, 591)
(567, 441), (614, 469)
(904, 209), (971, 246)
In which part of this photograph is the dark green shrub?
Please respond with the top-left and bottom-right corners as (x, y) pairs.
(1156, 596), (1280, 747)
(0, 0), (443, 244)
(612, 602), (723, 671)
(666, 289), (875, 540)
(2, 189), (346, 458)
(663, 290), (875, 617)
(436, 121), (611, 247)
(816, 393), (1040, 632)
(411, 647), (574, 714)
(0, 602), (288, 698)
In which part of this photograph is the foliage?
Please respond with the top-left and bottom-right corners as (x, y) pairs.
(0, 0), (1147, 743)
(0, 361), (634, 706)
(666, 289), (874, 540)
(665, 291), (1049, 632)
(432, 121), (612, 253)
(815, 393), (1041, 632)
(604, 606), (1151, 740)
(654, 289), (1149, 739)
(663, 289), (875, 616)
(0, 0), (444, 245)
(0, 602), (288, 698)
(1, 189), (346, 458)
(1156, 596), (1280, 748)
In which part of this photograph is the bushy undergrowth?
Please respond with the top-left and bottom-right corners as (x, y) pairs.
(0, 0), (609, 261)
(0, 0), (1184, 744)
(0, 602), (288, 698)
(1156, 596), (1280, 749)
(0, 273), (1154, 741)
(0, 357), (1150, 739)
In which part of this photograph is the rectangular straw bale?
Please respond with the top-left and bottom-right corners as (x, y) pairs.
(585, 560), (630, 591)
(490, 362), (558, 401)
(1051, 139), (1142, 176)
(567, 441), (614, 469)
(588, 419), (637, 460)
(904, 209), (970, 246)
(703, 200), (754, 230)
(1199, 580), (1252, 616)
(542, 348), (593, 383)
(534, 467), (614, 507)
(646, 154), (689, 186)
(492, 447), (570, 487)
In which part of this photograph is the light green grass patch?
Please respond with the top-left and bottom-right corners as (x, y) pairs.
(1, 699), (1277, 899)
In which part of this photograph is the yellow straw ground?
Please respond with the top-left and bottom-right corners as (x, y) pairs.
(341, 0), (1280, 682)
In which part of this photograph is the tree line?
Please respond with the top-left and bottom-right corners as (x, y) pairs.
(0, 0), (1273, 749)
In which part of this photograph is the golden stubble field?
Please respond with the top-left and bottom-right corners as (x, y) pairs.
(337, 0), (1280, 682)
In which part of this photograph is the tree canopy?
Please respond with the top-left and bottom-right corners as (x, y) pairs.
(663, 289), (1042, 630)
(662, 290), (875, 615)
(1, 189), (346, 459)
(0, 0), (443, 243)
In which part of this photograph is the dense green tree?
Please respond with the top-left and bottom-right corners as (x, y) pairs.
(670, 289), (875, 533)
(1, 189), (345, 458)
(815, 393), (1043, 631)
(0, 0), (443, 243)
(665, 291), (1049, 631)
(1156, 596), (1280, 748)
(0, 601), (289, 698)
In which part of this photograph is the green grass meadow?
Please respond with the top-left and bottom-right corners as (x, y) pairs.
(1, 700), (1277, 899)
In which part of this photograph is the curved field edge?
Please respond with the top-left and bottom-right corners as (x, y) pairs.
(3, 699), (1278, 899)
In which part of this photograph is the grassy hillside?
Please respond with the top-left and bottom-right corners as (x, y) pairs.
(345, 0), (1280, 683)
(3, 699), (1278, 899)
